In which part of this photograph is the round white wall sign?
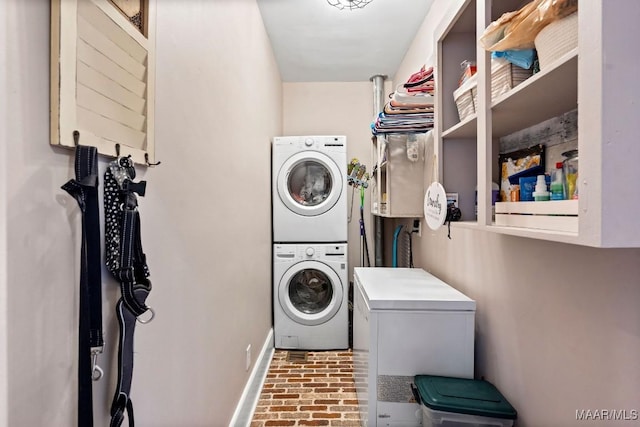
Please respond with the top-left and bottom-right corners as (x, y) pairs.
(424, 182), (447, 230)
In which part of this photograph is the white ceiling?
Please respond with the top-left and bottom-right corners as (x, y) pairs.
(256, 0), (434, 82)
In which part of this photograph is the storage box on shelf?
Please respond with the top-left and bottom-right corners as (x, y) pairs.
(453, 73), (477, 122)
(454, 59), (533, 125)
(491, 59), (533, 101)
(535, 11), (578, 70)
(495, 200), (578, 233)
(434, 0), (640, 247)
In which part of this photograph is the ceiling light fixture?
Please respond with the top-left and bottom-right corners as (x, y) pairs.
(327, 0), (373, 11)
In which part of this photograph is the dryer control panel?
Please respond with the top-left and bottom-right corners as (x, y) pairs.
(274, 243), (346, 262)
(273, 136), (346, 152)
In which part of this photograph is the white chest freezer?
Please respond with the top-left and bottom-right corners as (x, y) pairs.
(353, 267), (476, 427)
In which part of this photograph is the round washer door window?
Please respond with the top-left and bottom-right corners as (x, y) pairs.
(277, 152), (342, 217)
(278, 260), (343, 326)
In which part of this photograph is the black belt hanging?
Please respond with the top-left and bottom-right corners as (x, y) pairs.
(104, 156), (153, 427)
(61, 145), (104, 427)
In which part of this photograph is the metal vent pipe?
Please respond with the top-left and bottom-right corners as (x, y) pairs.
(371, 74), (386, 117)
(370, 74), (386, 267)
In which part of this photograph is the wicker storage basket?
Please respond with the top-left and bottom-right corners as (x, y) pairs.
(453, 73), (477, 121)
(491, 59), (533, 100)
(535, 12), (578, 70)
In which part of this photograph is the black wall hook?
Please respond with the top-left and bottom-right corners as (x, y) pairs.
(115, 143), (121, 157)
(73, 130), (80, 146)
(145, 153), (161, 167)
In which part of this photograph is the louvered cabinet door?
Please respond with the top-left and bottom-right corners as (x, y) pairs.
(51, 0), (156, 165)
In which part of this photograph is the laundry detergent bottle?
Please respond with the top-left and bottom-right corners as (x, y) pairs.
(550, 162), (565, 200)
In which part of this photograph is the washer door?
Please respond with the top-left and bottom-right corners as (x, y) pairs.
(277, 151), (343, 217)
(278, 260), (343, 326)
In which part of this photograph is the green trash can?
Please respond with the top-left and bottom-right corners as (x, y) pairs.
(413, 375), (517, 427)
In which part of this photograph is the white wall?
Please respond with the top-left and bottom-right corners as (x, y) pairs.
(146, 0), (280, 423)
(0, 2), (9, 424)
(2, 0), (280, 425)
(396, 1), (640, 425)
(3, 1), (81, 425)
(283, 82), (386, 279)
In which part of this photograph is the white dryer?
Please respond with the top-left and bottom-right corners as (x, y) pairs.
(272, 136), (347, 243)
(273, 243), (348, 350)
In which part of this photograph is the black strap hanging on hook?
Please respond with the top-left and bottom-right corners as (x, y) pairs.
(61, 136), (105, 427)
(104, 155), (154, 427)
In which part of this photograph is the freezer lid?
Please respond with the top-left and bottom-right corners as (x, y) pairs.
(354, 268), (476, 311)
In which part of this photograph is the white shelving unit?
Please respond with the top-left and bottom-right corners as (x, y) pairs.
(371, 133), (425, 218)
(434, 0), (478, 223)
(433, 0), (640, 247)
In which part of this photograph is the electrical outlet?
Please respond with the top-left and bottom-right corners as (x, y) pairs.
(412, 219), (422, 237)
(245, 345), (251, 371)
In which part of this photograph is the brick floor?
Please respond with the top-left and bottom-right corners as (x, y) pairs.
(250, 350), (361, 427)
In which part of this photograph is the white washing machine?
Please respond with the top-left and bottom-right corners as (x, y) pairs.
(272, 135), (347, 243)
(273, 243), (349, 350)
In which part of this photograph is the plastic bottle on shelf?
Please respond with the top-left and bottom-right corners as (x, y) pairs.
(550, 162), (565, 200)
(533, 175), (550, 201)
(562, 149), (579, 200)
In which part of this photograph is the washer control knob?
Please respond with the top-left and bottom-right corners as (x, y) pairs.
(304, 138), (314, 147)
(305, 247), (315, 257)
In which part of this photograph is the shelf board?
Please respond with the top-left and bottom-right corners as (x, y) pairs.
(440, 220), (580, 244)
(450, 220), (481, 230)
(375, 212), (423, 218)
(488, 223), (580, 245)
(495, 200), (578, 215)
(492, 48), (578, 137)
(442, 114), (477, 139)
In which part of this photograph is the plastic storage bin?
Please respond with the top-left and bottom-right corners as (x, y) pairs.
(414, 375), (517, 427)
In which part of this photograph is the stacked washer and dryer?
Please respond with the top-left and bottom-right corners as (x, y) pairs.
(271, 136), (349, 350)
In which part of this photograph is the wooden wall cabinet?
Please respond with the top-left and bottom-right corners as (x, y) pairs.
(51, 0), (157, 165)
(434, 0), (640, 247)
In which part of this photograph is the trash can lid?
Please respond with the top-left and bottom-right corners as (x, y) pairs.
(414, 375), (517, 420)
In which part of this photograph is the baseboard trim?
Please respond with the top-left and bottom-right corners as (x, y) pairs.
(228, 328), (274, 427)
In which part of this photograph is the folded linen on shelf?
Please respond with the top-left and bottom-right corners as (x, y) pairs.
(372, 111), (434, 134)
(406, 81), (435, 94)
(391, 88), (434, 106)
(372, 64), (437, 135)
(384, 103), (434, 115)
(404, 65), (433, 86)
